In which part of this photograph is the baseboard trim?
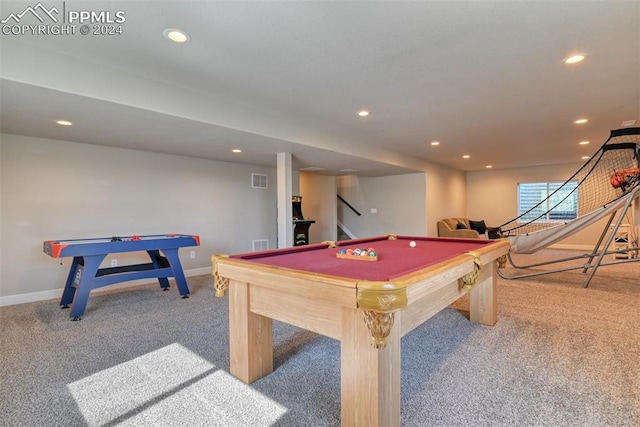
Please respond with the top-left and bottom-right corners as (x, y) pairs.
(0, 266), (212, 307)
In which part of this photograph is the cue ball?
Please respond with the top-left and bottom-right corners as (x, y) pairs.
(409, 241), (416, 248)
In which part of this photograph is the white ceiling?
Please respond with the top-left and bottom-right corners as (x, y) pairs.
(1, 1), (639, 176)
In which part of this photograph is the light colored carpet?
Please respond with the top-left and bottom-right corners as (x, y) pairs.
(1, 249), (638, 426)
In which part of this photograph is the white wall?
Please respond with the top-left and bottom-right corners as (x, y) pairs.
(0, 134), (277, 302)
(425, 164), (467, 236)
(299, 172), (337, 243)
(9, 131), (611, 304)
(466, 163), (617, 247)
(337, 173), (427, 237)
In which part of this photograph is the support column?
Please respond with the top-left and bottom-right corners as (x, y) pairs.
(277, 152), (293, 248)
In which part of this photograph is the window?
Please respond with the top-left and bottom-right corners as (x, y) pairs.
(518, 181), (578, 222)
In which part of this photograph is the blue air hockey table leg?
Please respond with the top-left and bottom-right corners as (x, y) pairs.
(159, 248), (190, 298)
(59, 256), (82, 308)
(147, 249), (171, 290)
(60, 254), (106, 321)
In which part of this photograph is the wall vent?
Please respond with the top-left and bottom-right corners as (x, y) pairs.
(251, 173), (268, 189)
(252, 239), (269, 252)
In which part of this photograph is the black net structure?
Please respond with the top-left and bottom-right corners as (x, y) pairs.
(497, 127), (640, 253)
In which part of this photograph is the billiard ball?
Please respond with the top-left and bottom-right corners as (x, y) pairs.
(409, 241), (417, 248)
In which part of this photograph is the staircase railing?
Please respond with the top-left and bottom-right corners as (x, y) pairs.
(337, 194), (360, 240)
(337, 194), (361, 216)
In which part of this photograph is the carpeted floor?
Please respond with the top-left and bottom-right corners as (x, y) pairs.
(0, 249), (638, 426)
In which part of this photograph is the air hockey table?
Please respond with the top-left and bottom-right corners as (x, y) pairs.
(43, 233), (200, 320)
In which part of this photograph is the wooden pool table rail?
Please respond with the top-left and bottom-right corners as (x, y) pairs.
(212, 237), (509, 349)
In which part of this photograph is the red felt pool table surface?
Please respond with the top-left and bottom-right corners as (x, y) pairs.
(231, 235), (495, 281)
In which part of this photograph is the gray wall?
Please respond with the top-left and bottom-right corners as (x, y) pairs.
(3, 132), (619, 305)
(1, 134), (276, 302)
(337, 173), (427, 237)
(466, 163), (629, 248)
(300, 172), (337, 244)
(425, 164), (467, 236)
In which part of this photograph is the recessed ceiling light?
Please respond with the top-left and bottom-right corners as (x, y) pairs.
(462, 155), (470, 159)
(574, 118), (588, 124)
(579, 141), (590, 145)
(581, 156), (590, 160)
(622, 120), (637, 127)
(231, 149), (242, 153)
(56, 120), (72, 126)
(163, 28), (190, 43)
(357, 110), (370, 117)
(485, 165), (493, 169)
(430, 141), (440, 146)
(563, 53), (586, 64)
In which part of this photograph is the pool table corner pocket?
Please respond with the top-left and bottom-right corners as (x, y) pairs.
(211, 254), (230, 297)
(356, 281), (408, 349)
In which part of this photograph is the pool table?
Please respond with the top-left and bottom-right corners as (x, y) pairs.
(212, 234), (509, 426)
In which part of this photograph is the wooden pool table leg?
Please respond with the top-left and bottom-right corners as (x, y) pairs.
(228, 280), (273, 383)
(341, 306), (401, 427)
(469, 261), (498, 326)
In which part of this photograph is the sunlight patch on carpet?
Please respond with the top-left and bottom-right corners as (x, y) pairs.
(67, 343), (287, 426)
